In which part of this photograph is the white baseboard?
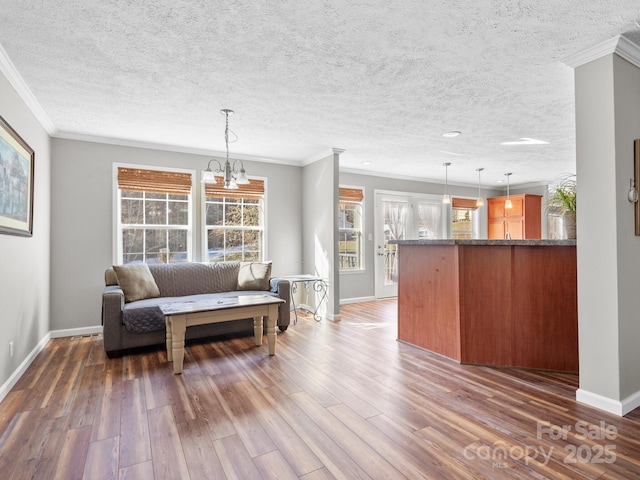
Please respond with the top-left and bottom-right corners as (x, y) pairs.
(50, 325), (103, 339)
(576, 388), (640, 416)
(0, 325), (103, 404)
(340, 296), (376, 305)
(622, 390), (640, 415)
(0, 331), (51, 404)
(326, 313), (341, 322)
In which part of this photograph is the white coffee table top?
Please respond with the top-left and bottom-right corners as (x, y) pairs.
(160, 294), (284, 316)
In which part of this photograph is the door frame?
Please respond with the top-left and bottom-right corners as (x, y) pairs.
(374, 190), (445, 299)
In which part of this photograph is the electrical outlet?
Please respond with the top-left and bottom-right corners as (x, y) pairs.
(9, 341), (13, 358)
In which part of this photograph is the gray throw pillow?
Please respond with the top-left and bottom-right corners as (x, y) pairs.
(237, 261), (272, 291)
(112, 263), (161, 303)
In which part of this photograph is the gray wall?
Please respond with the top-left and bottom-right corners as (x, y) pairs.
(338, 171), (502, 302)
(0, 71), (51, 388)
(302, 152), (340, 318)
(50, 138), (303, 331)
(574, 52), (640, 414)
(612, 55), (640, 402)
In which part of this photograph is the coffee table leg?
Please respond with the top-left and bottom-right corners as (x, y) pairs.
(165, 316), (173, 362)
(266, 304), (278, 356)
(171, 314), (187, 374)
(254, 316), (263, 346)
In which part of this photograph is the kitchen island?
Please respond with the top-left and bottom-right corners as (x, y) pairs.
(391, 239), (578, 372)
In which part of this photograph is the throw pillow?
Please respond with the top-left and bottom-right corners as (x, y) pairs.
(237, 261), (272, 291)
(112, 263), (161, 303)
(104, 267), (118, 286)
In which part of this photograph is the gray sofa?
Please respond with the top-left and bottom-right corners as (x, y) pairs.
(102, 261), (290, 357)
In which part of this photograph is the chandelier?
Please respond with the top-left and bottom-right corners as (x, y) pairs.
(201, 109), (249, 189)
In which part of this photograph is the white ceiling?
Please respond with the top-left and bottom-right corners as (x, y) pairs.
(1, 1), (640, 187)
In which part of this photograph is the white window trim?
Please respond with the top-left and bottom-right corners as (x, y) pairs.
(200, 174), (268, 262)
(112, 162), (196, 265)
(339, 184), (365, 272)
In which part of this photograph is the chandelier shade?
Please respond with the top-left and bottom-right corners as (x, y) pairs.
(476, 167), (485, 207)
(442, 162), (451, 204)
(504, 172), (513, 209)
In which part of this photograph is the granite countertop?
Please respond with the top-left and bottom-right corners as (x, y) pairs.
(389, 239), (576, 246)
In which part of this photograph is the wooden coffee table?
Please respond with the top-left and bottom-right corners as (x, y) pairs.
(160, 294), (285, 374)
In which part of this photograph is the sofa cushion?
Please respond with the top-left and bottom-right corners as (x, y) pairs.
(148, 262), (240, 297)
(113, 263), (161, 303)
(237, 261), (272, 291)
(122, 291), (279, 333)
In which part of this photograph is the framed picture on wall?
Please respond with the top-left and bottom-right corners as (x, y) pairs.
(0, 115), (34, 236)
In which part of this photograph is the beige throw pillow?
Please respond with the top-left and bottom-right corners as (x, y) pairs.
(104, 267), (119, 286)
(237, 261), (272, 291)
(113, 263), (161, 303)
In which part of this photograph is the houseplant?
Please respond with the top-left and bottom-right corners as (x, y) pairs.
(547, 174), (576, 239)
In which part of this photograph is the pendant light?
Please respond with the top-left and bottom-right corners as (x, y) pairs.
(504, 172), (513, 209)
(476, 167), (485, 207)
(442, 162), (451, 204)
(201, 109), (250, 188)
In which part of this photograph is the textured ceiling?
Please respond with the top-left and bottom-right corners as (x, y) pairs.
(1, 1), (640, 186)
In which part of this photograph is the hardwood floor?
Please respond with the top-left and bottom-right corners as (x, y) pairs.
(1, 298), (640, 479)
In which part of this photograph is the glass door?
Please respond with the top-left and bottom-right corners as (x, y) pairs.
(375, 193), (444, 298)
(375, 195), (409, 298)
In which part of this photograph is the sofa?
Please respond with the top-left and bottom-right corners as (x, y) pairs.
(102, 261), (290, 357)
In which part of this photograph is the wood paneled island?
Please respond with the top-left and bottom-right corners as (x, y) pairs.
(391, 239), (578, 372)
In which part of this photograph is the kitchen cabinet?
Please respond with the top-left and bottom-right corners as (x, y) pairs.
(487, 194), (542, 239)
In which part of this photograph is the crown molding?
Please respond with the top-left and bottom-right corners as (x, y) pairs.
(0, 43), (56, 134)
(340, 167), (554, 190)
(53, 130), (304, 166)
(300, 148), (335, 166)
(562, 35), (640, 69)
(339, 166), (475, 187)
(614, 35), (640, 69)
(340, 166), (432, 183)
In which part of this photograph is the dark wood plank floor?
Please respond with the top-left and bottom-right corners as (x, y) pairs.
(1, 299), (640, 479)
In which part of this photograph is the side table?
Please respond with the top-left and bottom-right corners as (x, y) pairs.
(277, 275), (328, 324)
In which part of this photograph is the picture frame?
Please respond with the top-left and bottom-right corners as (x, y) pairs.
(0, 115), (34, 236)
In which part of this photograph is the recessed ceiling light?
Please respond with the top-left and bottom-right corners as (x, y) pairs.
(500, 137), (549, 145)
(362, 161), (372, 165)
(442, 131), (462, 138)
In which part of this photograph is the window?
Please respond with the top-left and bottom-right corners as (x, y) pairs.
(416, 201), (442, 239)
(116, 166), (193, 264)
(204, 177), (265, 262)
(339, 187), (364, 270)
(451, 197), (479, 239)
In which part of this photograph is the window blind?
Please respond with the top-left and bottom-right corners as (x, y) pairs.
(452, 197), (478, 210)
(205, 177), (265, 199)
(117, 167), (192, 195)
(339, 187), (364, 202)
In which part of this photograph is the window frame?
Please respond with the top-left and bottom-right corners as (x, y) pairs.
(450, 196), (480, 239)
(339, 185), (365, 273)
(113, 163), (195, 265)
(201, 175), (267, 263)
